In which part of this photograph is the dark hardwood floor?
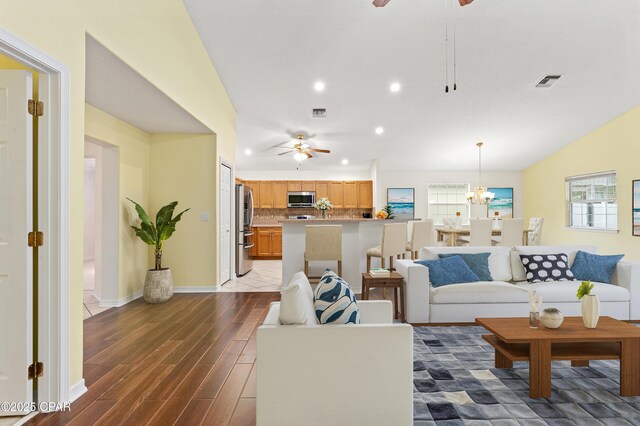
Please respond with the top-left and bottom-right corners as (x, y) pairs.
(27, 292), (280, 426)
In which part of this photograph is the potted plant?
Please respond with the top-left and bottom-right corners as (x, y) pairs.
(577, 280), (599, 328)
(316, 197), (332, 219)
(128, 198), (189, 304)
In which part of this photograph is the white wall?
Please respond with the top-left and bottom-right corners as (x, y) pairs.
(378, 170), (523, 221)
(237, 169), (372, 181)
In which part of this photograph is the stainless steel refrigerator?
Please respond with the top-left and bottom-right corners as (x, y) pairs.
(236, 184), (254, 276)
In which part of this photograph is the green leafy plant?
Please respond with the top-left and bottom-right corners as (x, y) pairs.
(382, 204), (395, 219)
(577, 280), (594, 300)
(127, 199), (189, 270)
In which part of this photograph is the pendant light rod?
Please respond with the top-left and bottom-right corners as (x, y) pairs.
(477, 141), (483, 185)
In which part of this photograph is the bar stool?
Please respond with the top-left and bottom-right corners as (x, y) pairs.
(304, 225), (342, 282)
(366, 223), (408, 272)
(405, 219), (435, 260)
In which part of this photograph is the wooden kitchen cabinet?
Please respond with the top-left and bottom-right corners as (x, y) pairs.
(358, 181), (373, 209)
(273, 181), (288, 208)
(287, 181), (301, 192)
(271, 229), (282, 256)
(253, 227), (282, 258)
(343, 181), (359, 208)
(328, 181), (345, 208)
(301, 181), (315, 192)
(259, 181), (273, 208)
(315, 181), (329, 199)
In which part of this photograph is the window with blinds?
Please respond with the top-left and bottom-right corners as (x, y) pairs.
(427, 183), (470, 225)
(566, 172), (617, 230)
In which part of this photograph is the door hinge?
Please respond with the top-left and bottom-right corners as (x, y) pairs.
(28, 99), (44, 117)
(28, 231), (44, 247)
(28, 362), (44, 380)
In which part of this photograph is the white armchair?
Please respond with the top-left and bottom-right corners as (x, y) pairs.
(256, 300), (413, 426)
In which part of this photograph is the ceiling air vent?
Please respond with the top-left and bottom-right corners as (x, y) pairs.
(536, 75), (562, 88)
(312, 108), (326, 118)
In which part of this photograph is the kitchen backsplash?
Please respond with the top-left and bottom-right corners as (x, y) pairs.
(254, 208), (373, 224)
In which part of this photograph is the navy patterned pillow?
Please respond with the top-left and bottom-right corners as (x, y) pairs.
(519, 253), (575, 283)
(314, 271), (360, 324)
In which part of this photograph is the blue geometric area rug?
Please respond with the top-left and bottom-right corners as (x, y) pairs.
(413, 326), (640, 425)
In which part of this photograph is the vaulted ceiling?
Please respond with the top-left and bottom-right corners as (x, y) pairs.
(185, 0), (640, 171)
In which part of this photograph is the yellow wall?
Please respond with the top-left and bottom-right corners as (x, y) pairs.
(149, 134), (218, 286)
(84, 104), (152, 299)
(0, 0), (236, 388)
(523, 105), (640, 261)
(0, 54), (39, 97)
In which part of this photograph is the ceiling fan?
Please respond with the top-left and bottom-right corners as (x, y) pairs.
(372, 0), (474, 6)
(276, 134), (331, 162)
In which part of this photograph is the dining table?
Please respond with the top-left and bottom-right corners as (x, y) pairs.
(435, 227), (531, 247)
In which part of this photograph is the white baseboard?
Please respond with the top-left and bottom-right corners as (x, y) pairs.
(174, 286), (220, 293)
(68, 379), (87, 403)
(98, 290), (143, 308)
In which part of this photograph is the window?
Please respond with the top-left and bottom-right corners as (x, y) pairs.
(427, 183), (470, 225)
(566, 172), (617, 230)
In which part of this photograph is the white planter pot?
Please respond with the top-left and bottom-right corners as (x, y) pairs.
(144, 268), (174, 304)
(581, 294), (600, 328)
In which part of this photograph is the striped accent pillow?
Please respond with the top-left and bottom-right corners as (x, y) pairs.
(313, 270), (360, 324)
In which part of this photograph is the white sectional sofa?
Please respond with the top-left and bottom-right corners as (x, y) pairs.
(396, 245), (640, 324)
(257, 300), (413, 426)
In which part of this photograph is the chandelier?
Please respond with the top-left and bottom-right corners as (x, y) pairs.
(466, 142), (494, 205)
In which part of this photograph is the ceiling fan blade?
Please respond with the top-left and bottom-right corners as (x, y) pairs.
(305, 152), (313, 158)
(277, 150), (294, 156)
(459, 0), (474, 6)
(272, 140), (292, 148)
(309, 148), (331, 153)
(372, 0), (391, 7)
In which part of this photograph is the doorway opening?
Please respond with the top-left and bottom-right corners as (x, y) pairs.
(83, 138), (119, 317)
(219, 160), (233, 285)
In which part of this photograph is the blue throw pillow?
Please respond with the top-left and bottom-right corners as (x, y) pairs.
(414, 256), (480, 287)
(314, 273), (360, 324)
(438, 253), (493, 281)
(570, 250), (624, 284)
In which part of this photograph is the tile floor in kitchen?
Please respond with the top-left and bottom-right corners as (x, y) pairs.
(220, 259), (282, 292)
(83, 260), (111, 320)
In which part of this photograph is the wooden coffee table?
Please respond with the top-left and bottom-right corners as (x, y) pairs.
(476, 316), (640, 398)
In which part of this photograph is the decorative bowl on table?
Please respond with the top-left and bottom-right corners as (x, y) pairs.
(540, 308), (564, 329)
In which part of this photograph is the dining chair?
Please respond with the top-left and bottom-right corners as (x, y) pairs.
(304, 225), (342, 283)
(366, 223), (408, 271)
(469, 219), (493, 246)
(528, 217), (544, 245)
(405, 219), (435, 259)
(500, 218), (524, 246)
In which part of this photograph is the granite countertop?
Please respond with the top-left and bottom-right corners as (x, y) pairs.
(279, 218), (420, 224)
(252, 223), (282, 228)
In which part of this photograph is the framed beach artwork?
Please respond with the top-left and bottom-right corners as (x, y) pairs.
(487, 187), (513, 218)
(634, 180), (640, 237)
(387, 188), (415, 219)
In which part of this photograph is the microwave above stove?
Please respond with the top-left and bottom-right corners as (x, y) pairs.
(287, 192), (316, 208)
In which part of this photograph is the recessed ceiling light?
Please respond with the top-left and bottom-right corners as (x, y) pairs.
(341, 159), (349, 165)
(375, 127), (385, 135)
(244, 149), (252, 156)
(314, 81), (326, 92)
(390, 82), (401, 93)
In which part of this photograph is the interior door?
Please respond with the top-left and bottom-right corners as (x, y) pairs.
(220, 163), (232, 284)
(0, 70), (34, 414)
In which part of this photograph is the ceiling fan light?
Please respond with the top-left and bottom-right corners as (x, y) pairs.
(293, 152), (307, 162)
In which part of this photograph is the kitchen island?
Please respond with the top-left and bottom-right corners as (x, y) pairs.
(281, 218), (419, 292)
